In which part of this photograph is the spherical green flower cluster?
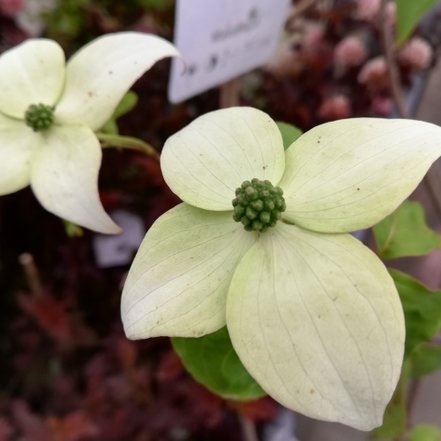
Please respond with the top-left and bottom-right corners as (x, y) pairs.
(232, 178), (286, 232)
(25, 103), (54, 132)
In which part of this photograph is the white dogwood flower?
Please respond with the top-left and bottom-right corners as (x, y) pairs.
(0, 32), (178, 233)
(121, 107), (441, 430)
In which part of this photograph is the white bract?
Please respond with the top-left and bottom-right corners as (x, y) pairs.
(0, 32), (178, 233)
(121, 107), (441, 430)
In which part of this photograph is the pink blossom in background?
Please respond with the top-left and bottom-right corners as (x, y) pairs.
(0, 418), (13, 441)
(266, 45), (302, 78)
(334, 36), (367, 67)
(301, 22), (333, 68)
(371, 96), (392, 115)
(398, 37), (433, 71)
(318, 95), (351, 120)
(0, 0), (22, 17)
(358, 56), (388, 89)
(302, 22), (325, 48)
(355, 0), (380, 21)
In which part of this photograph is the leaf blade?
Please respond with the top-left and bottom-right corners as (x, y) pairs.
(396, 0), (438, 45)
(172, 327), (266, 401)
(373, 200), (441, 259)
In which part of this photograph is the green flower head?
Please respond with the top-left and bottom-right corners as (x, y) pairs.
(121, 107), (441, 430)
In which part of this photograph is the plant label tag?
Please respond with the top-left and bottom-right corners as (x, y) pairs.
(168, 0), (290, 103)
(93, 210), (145, 268)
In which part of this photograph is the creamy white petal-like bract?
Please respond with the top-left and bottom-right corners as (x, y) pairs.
(0, 113), (38, 195)
(0, 39), (65, 119)
(122, 203), (255, 339)
(280, 118), (441, 233)
(226, 222), (404, 430)
(30, 125), (121, 234)
(161, 107), (285, 211)
(55, 32), (180, 131)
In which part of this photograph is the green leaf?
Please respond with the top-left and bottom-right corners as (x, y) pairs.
(409, 424), (441, 441)
(395, 0), (438, 45)
(62, 220), (84, 238)
(372, 362), (409, 439)
(373, 200), (441, 259)
(410, 343), (441, 378)
(113, 91), (138, 119)
(100, 91), (138, 135)
(172, 327), (266, 401)
(390, 270), (441, 356)
(276, 121), (302, 150)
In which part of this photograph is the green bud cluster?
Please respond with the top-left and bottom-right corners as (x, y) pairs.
(25, 103), (54, 132)
(232, 178), (286, 232)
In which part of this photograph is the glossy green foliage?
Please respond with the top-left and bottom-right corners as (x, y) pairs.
(101, 91), (138, 135)
(391, 270), (441, 356)
(373, 201), (441, 259)
(172, 327), (266, 401)
(395, 0), (438, 44)
(409, 425), (441, 441)
(410, 343), (441, 378)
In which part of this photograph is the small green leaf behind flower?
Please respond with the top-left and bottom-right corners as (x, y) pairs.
(172, 327), (266, 401)
(395, 0), (439, 45)
(276, 121), (302, 150)
(391, 270), (441, 356)
(410, 343), (441, 378)
(96, 91), (156, 158)
(375, 269), (441, 439)
(100, 91), (139, 135)
(409, 424), (441, 441)
(372, 362), (409, 440)
(63, 220), (84, 237)
(373, 200), (441, 260)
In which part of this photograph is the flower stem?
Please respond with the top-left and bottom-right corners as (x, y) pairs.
(19, 253), (44, 298)
(220, 78), (241, 108)
(379, 0), (409, 118)
(96, 133), (160, 161)
(239, 414), (259, 441)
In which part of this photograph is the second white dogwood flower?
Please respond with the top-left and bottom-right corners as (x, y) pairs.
(0, 32), (178, 233)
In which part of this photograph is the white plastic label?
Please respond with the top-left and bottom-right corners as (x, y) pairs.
(93, 210), (145, 268)
(168, 0), (290, 103)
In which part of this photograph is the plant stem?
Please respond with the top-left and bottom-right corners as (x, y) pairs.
(239, 414), (259, 441)
(19, 253), (44, 298)
(220, 78), (241, 108)
(96, 133), (160, 161)
(379, 0), (409, 118)
(394, 378), (422, 441)
(405, 379), (422, 428)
